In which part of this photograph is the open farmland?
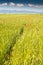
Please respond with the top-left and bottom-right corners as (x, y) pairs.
(0, 14), (43, 65)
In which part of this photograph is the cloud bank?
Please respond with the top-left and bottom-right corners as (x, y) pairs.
(0, 2), (24, 7)
(0, 6), (43, 13)
(0, 2), (43, 14)
(0, 2), (43, 8)
(28, 4), (43, 8)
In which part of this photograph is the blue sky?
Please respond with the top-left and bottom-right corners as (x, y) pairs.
(0, 0), (43, 4)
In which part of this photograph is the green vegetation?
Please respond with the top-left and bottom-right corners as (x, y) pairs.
(0, 14), (43, 65)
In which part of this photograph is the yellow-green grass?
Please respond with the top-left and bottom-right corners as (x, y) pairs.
(0, 14), (43, 65)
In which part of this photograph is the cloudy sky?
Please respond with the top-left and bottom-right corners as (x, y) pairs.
(0, 0), (43, 14)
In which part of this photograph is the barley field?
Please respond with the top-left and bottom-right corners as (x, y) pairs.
(0, 14), (43, 65)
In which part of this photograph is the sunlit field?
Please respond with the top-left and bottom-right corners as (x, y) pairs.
(0, 14), (43, 65)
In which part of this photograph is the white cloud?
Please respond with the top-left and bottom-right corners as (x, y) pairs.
(0, 2), (24, 7)
(0, 3), (7, 6)
(28, 4), (34, 7)
(16, 4), (24, 7)
(0, 2), (43, 8)
(9, 2), (15, 6)
(28, 4), (43, 8)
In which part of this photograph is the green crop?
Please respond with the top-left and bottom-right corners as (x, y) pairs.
(0, 14), (43, 65)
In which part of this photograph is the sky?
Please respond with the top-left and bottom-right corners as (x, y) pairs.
(0, 0), (43, 5)
(0, 0), (43, 14)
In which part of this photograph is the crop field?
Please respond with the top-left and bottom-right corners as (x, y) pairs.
(0, 14), (43, 65)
